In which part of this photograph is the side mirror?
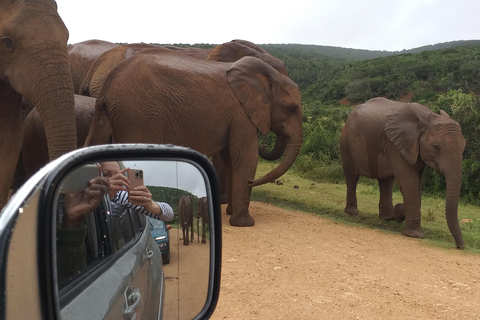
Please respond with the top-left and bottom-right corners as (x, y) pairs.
(0, 144), (221, 320)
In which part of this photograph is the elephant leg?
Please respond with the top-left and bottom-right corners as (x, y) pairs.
(0, 85), (23, 208)
(341, 147), (359, 215)
(394, 203), (406, 222)
(202, 222), (206, 244)
(378, 178), (395, 219)
(12, 152), (27, 193)
(344, 172), (359, 215)
(182, 227), (188, 246)
(228, 138), (257, 227)
(212, 154), (228, 204)
(190, 220), (195, 242)
(394, 166), (424, 238)
(220, 148), (234, 216)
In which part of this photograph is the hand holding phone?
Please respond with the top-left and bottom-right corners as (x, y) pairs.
(127, 169), (144, 190)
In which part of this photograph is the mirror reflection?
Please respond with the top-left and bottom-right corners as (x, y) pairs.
(54, 159), (211, 320)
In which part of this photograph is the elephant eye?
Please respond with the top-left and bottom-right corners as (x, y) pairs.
(433, 144), (441, 152)
(286, 105), (297, 115)
(1, 37), (15, 53)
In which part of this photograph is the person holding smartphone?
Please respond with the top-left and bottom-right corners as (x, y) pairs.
(99, 161), (174, 221)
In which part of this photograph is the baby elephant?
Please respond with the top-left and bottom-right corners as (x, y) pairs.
(340, 97), (465, 249)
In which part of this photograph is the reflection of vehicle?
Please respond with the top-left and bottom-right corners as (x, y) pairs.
(0, 144), (221, 320)
(58, 194), (165, 319)
(147, 216), (171, 264)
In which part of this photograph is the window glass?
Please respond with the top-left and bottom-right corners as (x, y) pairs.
(110, 206), (135, 252)
(55, 193), (110, 286)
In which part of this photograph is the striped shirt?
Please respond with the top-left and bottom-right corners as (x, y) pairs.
(112, 191), (174, 221)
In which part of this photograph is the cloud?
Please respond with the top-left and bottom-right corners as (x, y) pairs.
(57, 0), (480, 52)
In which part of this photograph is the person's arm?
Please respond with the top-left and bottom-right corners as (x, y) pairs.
(115, 189), (175, 221)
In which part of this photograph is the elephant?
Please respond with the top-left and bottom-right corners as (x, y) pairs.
(197, 197), (209, 244)
(67, 39), (118, 93)
(20, 95), (110, 179)
(206, 39), (288, 77)
(0, 0), (77, 209)
(340, 97), (466, 249)
(80, 40), (290, 205)
(84, 51), (303, 227)
(178, 195), (194, 246)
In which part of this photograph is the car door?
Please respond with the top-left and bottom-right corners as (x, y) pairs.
(57, 195), (164, 320)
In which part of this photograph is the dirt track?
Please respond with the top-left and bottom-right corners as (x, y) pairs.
(210, 202), (480, 320)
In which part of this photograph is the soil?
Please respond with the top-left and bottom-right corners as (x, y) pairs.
(209, 201), (480, 320)
(163, 227), (211, 320)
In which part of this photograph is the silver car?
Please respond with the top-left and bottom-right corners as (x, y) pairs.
(0, 144), (221, 320)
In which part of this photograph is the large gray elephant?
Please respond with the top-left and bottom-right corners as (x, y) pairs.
(340, 97), (466, 249)
(80, 40), (290, 204)
(85, 51), (303, 227)
(0, 0), (77, 209)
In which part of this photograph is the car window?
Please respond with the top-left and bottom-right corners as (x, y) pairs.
(147, 216), (165, 229)
(55, 193), (110, 287)
(110, 206), (136, 251)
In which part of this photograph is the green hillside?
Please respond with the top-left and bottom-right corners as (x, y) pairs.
(151, 40), (480, 205)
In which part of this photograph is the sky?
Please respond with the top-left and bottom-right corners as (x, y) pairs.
(123, 160), (207, 198)
(56, 0), (480, 52)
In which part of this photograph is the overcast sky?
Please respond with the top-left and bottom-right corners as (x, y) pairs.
(123, 160), (207, 198)
(57, 0), (480, 52)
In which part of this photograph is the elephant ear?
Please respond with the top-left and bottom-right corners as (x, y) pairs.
(384, 105), (424, 165)
(438, 110), (452, 118)
(226, 56), (273, 135)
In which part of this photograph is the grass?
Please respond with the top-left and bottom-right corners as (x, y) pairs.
(252, 161), (480, 253)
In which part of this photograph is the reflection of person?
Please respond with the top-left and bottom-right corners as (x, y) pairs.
(57, 177), (108, 282)
(100, 161), (174, 221)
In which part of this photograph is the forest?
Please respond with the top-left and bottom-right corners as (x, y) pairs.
(266, 41), (480, 204)
(157, 40), (480, 205)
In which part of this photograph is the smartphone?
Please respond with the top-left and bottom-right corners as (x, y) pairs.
(127, 168), (144, 189)
(60, 164), (100, 193)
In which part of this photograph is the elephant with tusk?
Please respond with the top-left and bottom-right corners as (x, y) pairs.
(340, 97), (466, 249)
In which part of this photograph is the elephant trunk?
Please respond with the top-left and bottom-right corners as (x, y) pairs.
(21, 48), (77, 160)
(249, 134), (302, 187)
(258, 135), (288, 161)
(444, 168), (465, 249)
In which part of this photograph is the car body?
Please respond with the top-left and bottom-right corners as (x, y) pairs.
(0, 144), (221, 320)
(147, 216), (171, 264)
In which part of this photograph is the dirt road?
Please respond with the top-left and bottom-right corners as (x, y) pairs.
(210, 202), (480, 320)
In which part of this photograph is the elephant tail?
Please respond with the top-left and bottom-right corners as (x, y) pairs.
(84, 97), (107, 147)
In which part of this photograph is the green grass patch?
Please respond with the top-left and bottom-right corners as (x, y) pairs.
(253, 161), (480, 253)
